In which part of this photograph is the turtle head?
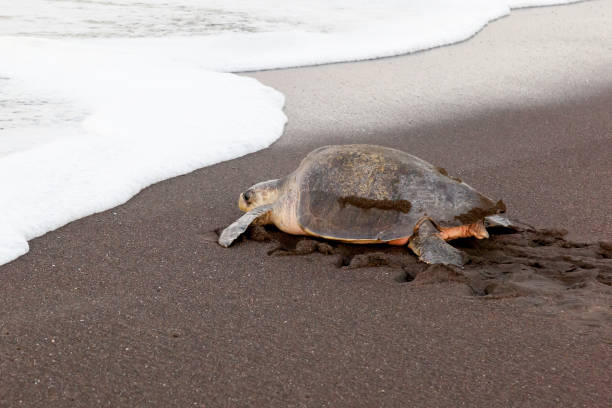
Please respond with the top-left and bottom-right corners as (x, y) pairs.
(239, 179), (281, 212)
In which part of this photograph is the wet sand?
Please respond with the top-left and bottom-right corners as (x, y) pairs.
(2, 2), (612, 407)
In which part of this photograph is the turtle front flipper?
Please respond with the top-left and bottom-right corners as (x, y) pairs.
(218, 204), (274, 248)
(408, 220), (466, 267)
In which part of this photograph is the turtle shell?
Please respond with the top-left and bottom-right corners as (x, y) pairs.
(292, 145), (504, 241)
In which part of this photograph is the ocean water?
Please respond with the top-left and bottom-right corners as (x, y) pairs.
(0, 0), (581, 265)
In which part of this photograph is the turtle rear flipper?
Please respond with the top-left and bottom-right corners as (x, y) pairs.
(219, 204), (273, 247)
(484, 214), (533, 232)
(408, 220), (466, 267)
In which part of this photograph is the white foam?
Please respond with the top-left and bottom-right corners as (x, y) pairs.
(0, 0), (583, 265)
(0, 37), (286, 265)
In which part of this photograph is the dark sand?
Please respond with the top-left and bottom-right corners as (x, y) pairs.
(2, 2), (612, 407)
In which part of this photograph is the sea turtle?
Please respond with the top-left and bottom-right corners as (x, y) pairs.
(219, 144), (514, 267)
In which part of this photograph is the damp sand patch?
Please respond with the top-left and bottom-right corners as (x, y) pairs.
(215, 225), (612, 336)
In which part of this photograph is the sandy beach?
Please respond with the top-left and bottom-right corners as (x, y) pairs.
(1, 1), (611, 407)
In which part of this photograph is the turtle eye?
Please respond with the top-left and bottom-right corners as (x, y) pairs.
(243, 190), (253, 202)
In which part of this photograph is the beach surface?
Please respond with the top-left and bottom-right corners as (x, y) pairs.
(1, 1), (611, 407)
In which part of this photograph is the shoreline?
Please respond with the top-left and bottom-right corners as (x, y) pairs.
(1, 1), (611, 406)
(3, 0), (610, 266)
(238, 0), (589, 75)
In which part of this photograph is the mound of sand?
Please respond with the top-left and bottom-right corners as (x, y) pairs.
(223, 225), (612, 336)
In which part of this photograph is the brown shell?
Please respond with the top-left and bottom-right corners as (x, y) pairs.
(291, 144), (504, 241)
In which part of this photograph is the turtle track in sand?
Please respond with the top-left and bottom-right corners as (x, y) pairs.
(233, 225), (612, 336)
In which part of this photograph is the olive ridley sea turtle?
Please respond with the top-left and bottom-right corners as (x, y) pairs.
(219, 144), (515, 266)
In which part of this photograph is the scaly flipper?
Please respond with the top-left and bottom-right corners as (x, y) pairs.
(408, 219), (466, 267)
(218, 204), (273, 248)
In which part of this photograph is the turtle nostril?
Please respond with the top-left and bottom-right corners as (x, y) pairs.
(243, 190), (252, 201)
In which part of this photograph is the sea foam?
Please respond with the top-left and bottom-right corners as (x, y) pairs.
(0, 0), (582, 265)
